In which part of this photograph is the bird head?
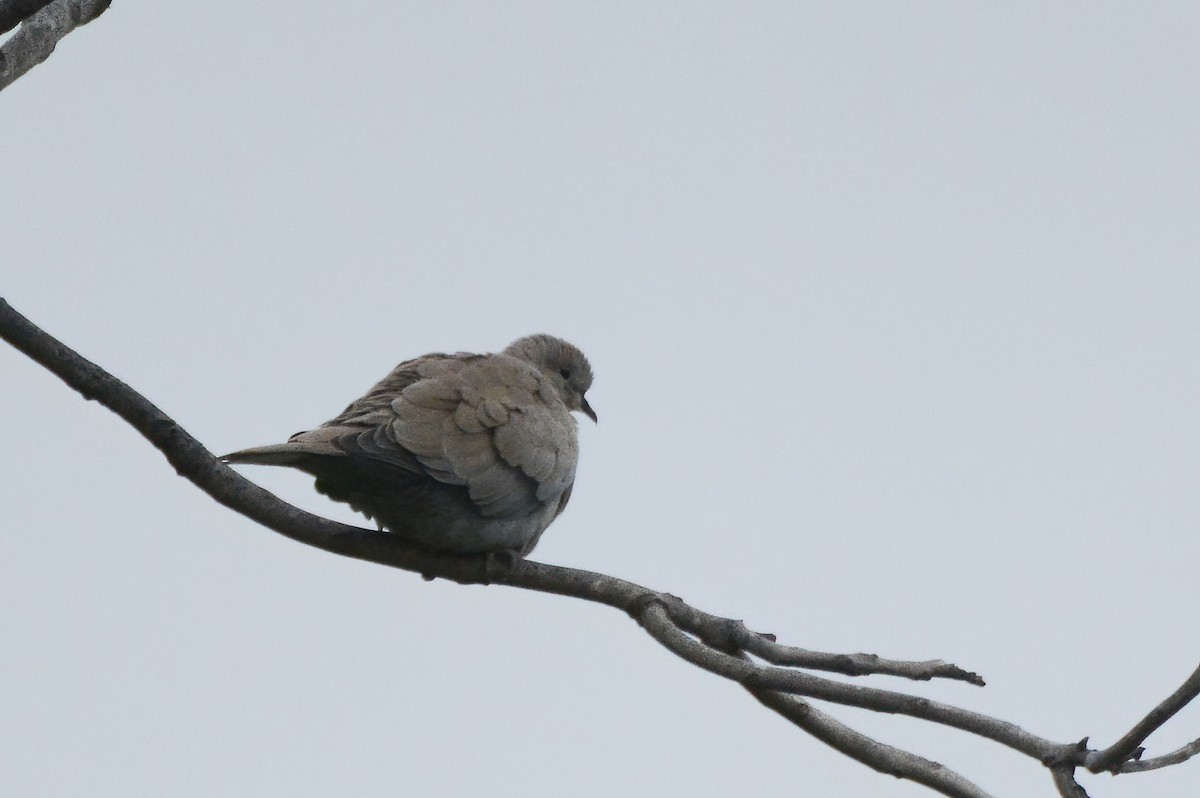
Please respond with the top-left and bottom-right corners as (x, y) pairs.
(505, 334), (597, 423)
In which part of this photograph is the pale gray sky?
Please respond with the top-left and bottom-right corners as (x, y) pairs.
(3, 3), (1200, 796)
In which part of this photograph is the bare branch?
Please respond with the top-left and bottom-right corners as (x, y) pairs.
(746, 636), (984, 685)
(1049, 765), (1090, 798)
(702, 625), (991, 796)
(0, 0), (110, 91)
(637, 601), (1063, 760)
(659, 595), (985, 686)
(4, 295), (1199, 796)
(749, 687), (994, 798)
(1120, 737), (1200, 773)
(1087, 662), (1200, 773)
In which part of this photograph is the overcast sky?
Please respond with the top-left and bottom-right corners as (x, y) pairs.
(4, 3), (1200, 796)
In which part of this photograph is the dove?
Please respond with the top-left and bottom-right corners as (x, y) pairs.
(223, 334), (596, 557)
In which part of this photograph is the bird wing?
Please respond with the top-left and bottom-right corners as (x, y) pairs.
(391, 353), (578, 518)
(278, 352), (578, 520)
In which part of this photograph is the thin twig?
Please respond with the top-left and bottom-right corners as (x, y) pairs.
(636, 602), (1061, 759)
(1087, 662), (1200, 772)
(658, 595), (985, 686)
(749, 688), (994, 798)
(1120, 737), (1200, 773)
(731, 639), (992, 798)
(742, 635), (984, 685)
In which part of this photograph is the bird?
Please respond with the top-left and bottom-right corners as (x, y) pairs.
(222, 334), (596, 558)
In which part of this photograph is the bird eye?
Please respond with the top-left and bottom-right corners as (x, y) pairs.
(559, 367), (571, 380)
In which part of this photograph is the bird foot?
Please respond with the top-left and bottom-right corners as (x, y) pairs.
(482, 549), (521, 583)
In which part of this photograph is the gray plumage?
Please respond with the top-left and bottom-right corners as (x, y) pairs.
(223, 334), (596, 556)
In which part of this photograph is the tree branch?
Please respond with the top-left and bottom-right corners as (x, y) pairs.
(747, 680), (994, 798)
(658, 593), (984, 685)
(637, 600), (1059, 759)
(3, 296), (1197, 797)
(740, 631), (985, 686)
(1086, 662), (1200, 772)
(1050, 764), (1090, 798)
(1120, 737), (1200, 773)
(0, 0), (110, 90)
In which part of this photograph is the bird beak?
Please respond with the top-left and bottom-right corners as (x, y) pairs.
(581, 396), (598, 423)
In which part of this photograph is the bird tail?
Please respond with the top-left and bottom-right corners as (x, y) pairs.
(221, 444), (313, 466)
